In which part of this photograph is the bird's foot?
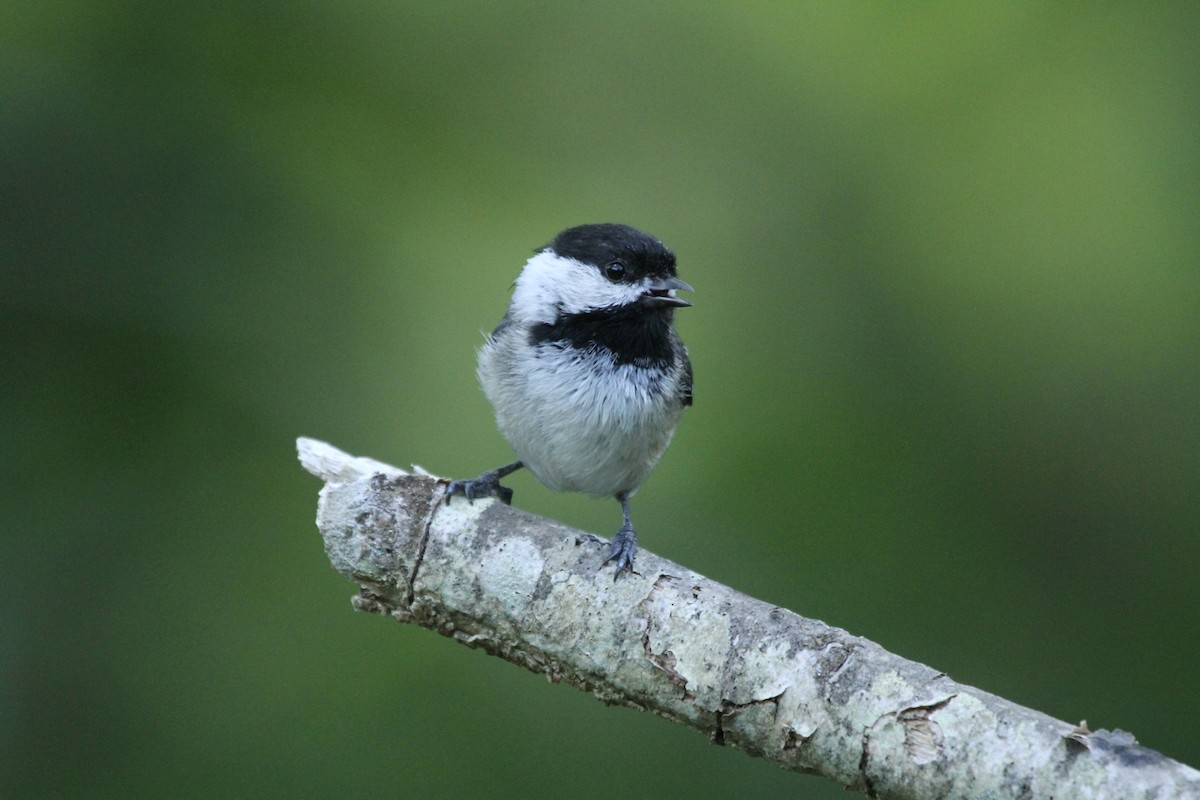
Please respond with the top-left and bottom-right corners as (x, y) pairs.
(604, 525), (637, 577)
(444, 470), (514, 505)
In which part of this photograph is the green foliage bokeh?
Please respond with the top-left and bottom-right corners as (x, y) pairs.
(3, 4), (1198, 797)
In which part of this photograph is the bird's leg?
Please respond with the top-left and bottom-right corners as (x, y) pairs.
(445, 461), (523, 506)
(604, 492), (637, 576)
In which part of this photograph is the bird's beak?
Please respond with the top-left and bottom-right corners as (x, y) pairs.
(643, 276), (694, 307)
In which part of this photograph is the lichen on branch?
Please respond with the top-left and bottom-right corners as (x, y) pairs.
(298, 437), (1200, 800)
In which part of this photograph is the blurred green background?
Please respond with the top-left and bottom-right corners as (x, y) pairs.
(3, 2), (1198, 797)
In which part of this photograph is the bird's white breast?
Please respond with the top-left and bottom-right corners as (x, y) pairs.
(477, 332), (684, 498)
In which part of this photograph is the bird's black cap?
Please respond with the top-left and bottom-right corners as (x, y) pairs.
(545, 223), (678, 281)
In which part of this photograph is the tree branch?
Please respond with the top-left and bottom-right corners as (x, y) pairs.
(297, 437), (1199, 799)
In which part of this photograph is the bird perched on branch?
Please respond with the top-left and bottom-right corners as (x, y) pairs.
(446, 223), (693, 575)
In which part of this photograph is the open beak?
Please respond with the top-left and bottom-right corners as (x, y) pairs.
(643, 276), (694, 307)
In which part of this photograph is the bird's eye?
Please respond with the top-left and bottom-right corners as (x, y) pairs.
(604, 262), (627, 282)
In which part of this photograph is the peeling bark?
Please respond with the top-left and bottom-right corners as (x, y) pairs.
(298, 437), (1200, 800)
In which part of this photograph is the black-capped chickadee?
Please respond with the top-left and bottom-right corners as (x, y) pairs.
(446, 223), (693, 575)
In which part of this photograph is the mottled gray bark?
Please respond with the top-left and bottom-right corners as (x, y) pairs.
(298, 437), (1199, 800)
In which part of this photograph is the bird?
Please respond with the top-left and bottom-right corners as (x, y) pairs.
(445, 223), (693, 575)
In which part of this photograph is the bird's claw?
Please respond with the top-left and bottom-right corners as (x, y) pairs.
(445, 472), (514, 505)
(604, 525), (637, 578)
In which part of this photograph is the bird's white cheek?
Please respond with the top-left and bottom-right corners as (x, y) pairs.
(555, 273), (640, 315)
(509, 252), (642, 321)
